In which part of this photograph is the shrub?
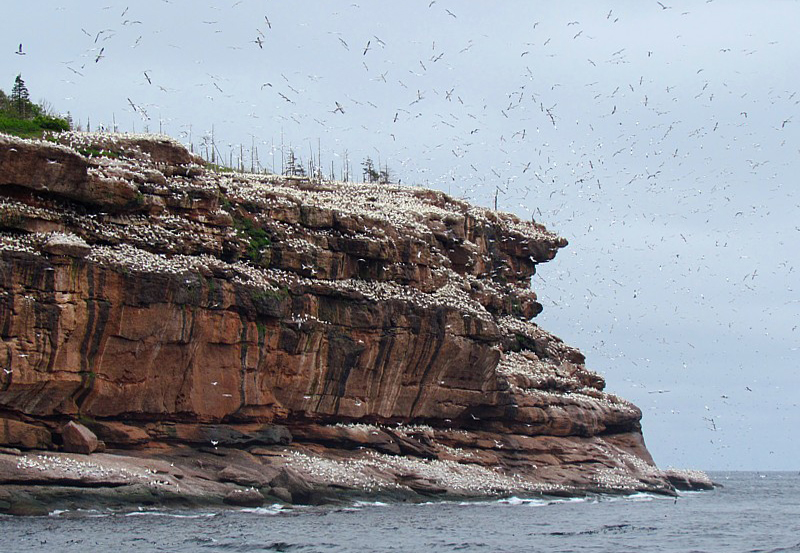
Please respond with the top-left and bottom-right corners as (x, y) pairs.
(33, 114), (69, 132)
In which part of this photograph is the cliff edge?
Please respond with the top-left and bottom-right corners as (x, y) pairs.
(0, 132), (703, 514)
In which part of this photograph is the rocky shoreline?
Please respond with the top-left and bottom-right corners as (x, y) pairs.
(0, 436), (714, 517)
(0, 131), (712, 515)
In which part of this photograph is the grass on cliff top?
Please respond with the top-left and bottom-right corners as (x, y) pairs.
(0, 76), (71, 139)
(0, 114), (67, 139)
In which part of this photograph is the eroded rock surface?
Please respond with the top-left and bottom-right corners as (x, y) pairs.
(0, 131), (708, 513)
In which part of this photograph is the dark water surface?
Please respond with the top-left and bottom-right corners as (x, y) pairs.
(2, 472), (799, 552)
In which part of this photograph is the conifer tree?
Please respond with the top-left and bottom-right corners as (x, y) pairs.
(362, 157), (380, 183)
(10, 74), (31, 118)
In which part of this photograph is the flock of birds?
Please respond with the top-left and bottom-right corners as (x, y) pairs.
(285, 448), (556, 495)
(7, 1), (798, 469)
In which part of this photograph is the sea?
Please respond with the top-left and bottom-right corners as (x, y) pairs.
(1, 472), (798, 553)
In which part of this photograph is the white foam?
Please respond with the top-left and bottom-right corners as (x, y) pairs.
(123, 510), (217, 518)
(621, 492), (657, 502)
(238, 504), (286, 515)
(496, 496), (551, 507)
(552, 496), (595, 504)
(47, 508), (111, 518)
(352, 501), (389, 507)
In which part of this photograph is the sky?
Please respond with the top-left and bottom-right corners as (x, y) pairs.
(2, 1), (798, 471)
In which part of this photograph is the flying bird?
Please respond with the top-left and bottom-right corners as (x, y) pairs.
(15, 43), (25, 55)
(333, 101), (345, 114)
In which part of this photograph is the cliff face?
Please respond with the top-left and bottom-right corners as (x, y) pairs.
(0, 131), (681, 511)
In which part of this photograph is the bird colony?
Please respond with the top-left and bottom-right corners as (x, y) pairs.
(0, 130), (691, 498)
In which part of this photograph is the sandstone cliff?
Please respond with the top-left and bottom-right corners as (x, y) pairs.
(0, 131), (698, 513)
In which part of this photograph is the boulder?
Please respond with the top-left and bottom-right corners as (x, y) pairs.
(269, 486), (293, 503)
(270, 466), (314, 503)
(61, 421), (99, 454)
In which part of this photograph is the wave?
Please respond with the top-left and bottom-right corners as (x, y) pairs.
(237, 504), (287, 515)
(351, 500), (389, 507)
(123, 510), (219, 519)
(48, 508), (115, 518)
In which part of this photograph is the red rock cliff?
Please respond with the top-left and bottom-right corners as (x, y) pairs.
(0, 131), (675, 502)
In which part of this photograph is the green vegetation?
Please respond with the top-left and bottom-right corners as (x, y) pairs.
(72, 147), (120, 159)
(77, 413), (98, 426)
(0, 75), (70, 138)
(361, 156), (391, 184)
(233, 215), (272, 264)
(206, 162), (236, 174)
(74, 146), (120, 159)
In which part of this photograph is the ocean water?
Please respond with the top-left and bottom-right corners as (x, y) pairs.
(1, 472), (798, 553)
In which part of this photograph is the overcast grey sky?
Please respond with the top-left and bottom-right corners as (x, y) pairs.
(3, 1), (798, 471)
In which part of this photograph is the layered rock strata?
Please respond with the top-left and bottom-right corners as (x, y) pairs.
(0, 132), (705, 514)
